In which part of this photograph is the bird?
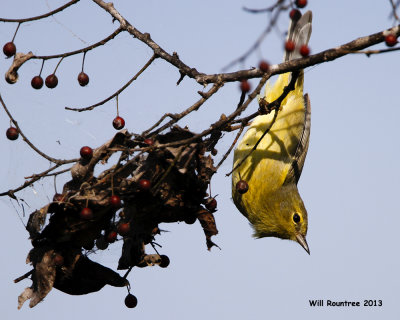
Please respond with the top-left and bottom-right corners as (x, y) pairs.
(232, 11), (312, 254)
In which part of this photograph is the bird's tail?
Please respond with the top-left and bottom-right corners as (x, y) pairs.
(284, 11), (312, 62)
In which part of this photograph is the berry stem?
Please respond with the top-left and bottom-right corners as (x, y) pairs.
(81, 51), (87, 73)
(39, 59), (45, 76)
(53, 56), (65, 74)
(11, 22), (21, 42)
(116, 95), (119, 116)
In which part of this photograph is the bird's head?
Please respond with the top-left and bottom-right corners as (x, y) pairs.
(251, 184), (309, 254)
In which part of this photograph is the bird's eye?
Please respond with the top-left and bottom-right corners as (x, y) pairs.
(293, 213), (301, 223)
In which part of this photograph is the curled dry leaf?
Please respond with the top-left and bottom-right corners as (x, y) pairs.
(16, 126), (219, 307)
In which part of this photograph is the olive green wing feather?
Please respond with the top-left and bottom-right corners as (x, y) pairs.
(284, 93), (311, 185)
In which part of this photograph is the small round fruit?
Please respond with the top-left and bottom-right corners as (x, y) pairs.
(96, 236), (109, 250)
(80, 146), (93, 160)
(110, 195), (121, 208)
(45, 74), (58, 89)
(31, 76), (44, 89)
(112, 116), (125, 130)
(106, 231), (117, 243)
(139, 179), (151, 191)
(285, 40), (295, 52)
(289, 9), (301, 21)
(205, 198), (217, 211)
(3, 42), (16, 57)
(80, 207), (93, 220)
(83, 240), (94, 251)
(184, 215), (197, 225)
(159, 255), (170, 268)
(299, 44), (310, 57)
(124, 293), (138, 308)
(259, 60), (270, 73)
(385, 34), (398, 47)
(6, 127), (19, 140)
(240, 80), (251, 93)
(53, 254), (64, 266)
(143, 138), (154, 146)
(295, 0), (307, 8)
(77, 72), (89, 86)
(236, 180), (249, 194)
(117, 222), (130, 236)
(53, 193), (64, 202)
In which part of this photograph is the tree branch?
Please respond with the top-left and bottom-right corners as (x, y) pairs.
(65, 54), (158, 112)
(0, 0), (80, 23)
(0, 94), (78, 165)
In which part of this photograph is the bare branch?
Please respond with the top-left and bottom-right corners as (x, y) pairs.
(197, 24), (400, 84)
(0, 163), (62, 197)
(92, 0), (205, 82)
(65, 54), (158, 112)
(33, 27), (124, 60)
(0, 0), (80, 23)
(0, 94), (78, 165)
(144, 82), (223, 136)
(224, 2), (287, 70)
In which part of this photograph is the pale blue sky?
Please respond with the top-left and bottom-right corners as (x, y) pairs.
(1, 1), (399, 319)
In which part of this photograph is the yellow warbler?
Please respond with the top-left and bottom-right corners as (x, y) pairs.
(232, 11), (312, 254)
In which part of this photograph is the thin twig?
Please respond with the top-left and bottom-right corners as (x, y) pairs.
(227, 109), (279, 177)
(0, 0), (80, 23)
(33, 27), (123, 60)
(65, 54), (157, 112)
(351, 46), (400, 55)
(154, 76), (269, 149)
(0, 94), (78, 165)
(223, 3), (286, 71)
(14, 270), (33, 283)
(390, 0), (400, 21)
(225, 71), (299, 176)
(0, 163), (62, 197)
(144, 82), (223, 136)
(215, 125), (244, 171)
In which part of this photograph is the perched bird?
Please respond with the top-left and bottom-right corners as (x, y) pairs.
(232, 11), (312, 254)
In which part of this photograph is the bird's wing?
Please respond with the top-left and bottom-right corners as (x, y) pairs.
(284, 93), (311, 185)
(284, 11), (313, 62)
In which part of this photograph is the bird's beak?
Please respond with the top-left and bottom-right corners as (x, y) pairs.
(296, 234), (310, 255)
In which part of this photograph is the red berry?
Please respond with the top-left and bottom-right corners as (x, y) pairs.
(77, 72), (89, 86)
(385, 34), (398, 47)
(236, 180), (249, 194)
(117, 222), (130, 236)
(112, 116), (125, 130)
(6, 127), (19, 140)
(31, 76), (44, 89)
(289, 9), (301, 21)
(205, 198), (217, 211)
(299, 44), (310, 57)
(53, 254), (64, 266)
(80, 207), (93, 220)
(240, 80), (251, 93)
(96, 236), (109, 250)
(285, 40), (295, 52)
(295, 0), (307, 8)
(106, 231), (118, 243)
(144, 138), (154, 146)
(80, 146), (93, 160)
(139, 179), (151, 191)
(159, 255), (170, 268)
(110, 195), (121, 208)
(3, 42), (16, 57)
(45, 74), (58, 89)
(259, 60), (270, 73)
(124, 293), (138, 308)
(53, 193), (64, 202)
